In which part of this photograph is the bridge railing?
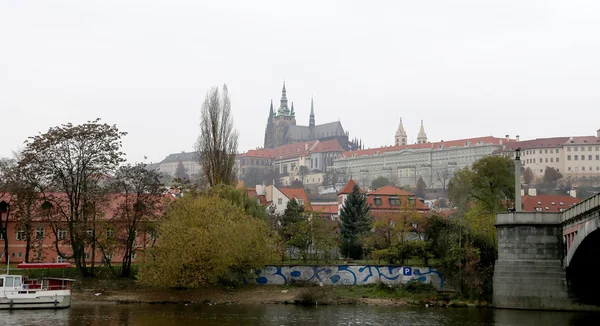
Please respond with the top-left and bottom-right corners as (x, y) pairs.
(562, 193), (600, 223)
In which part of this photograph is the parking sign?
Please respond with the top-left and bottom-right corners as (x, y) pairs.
(403, 267), (412, 276)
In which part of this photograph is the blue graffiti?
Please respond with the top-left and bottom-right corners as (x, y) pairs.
(251, 265), (444, 290)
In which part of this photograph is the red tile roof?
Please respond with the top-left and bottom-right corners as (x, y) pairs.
(311, 139), (344, 153)
(340, 136), (513, 158)
(368, 185), (414, 196)
(338, 179), (362, 195)
(280, 187), (312, 210)
(499, 137), (571, 151)
(522, 195), (580, 212)
(366, 186), (429, 211)
(312, 204), (338, 215)
(564, 136), (600, 146)
(242, 148), (275, 158)
(274, 140), (318, 159)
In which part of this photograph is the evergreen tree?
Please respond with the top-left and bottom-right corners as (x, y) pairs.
(281, 199), (304, 241)
(339, 184), (372, 259)
(416, 176), (427, 198)
(174, 161), (190, 181)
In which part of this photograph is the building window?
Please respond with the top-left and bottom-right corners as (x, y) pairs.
(545, 158), (548, 163)
(550, 158), (553, 162)
(582, 155), (585, 161)
(589, 155), (593, 160)
(575, 155), (578, 160)
(581, 147), (585, 151)
(278, 198), (283, 205)
(557, 158), (560, 162)
(16, 229), (25, 241)
(540, 169), (543, 173)
(568, 155), (571, 161)
(544, 149), (548, 154)
(574, 147), (578, 151)
(84, 253), (90, 260)
(57, 229), (67, 241)
(539, 150), (542, 154)
(567, 147), (571, 152)
(582, 167), (585, 171)
(87, 229), (93, 238)
(106, 228), (114, 239)
(35, 227), (45, 240)
(18, 252), (23, 258)
(388, 197), (401, 206)
(57, 256), (67, 263)
(374, 197), (382, 206)
(589, 147), (593, 151)
(597, 155), (600, 160)
(557, 149), (560, 154)
(0, 232), (4, 240)
(568, 167), (572, 171)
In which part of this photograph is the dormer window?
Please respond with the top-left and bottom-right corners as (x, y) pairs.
(551, 202), (556, 205)
(545, 207), (550, 210)
(535, 207), (542, 212)
(560, 202), (564, 206)
(388, 197), (401, 206)
(537, 201), (542, 205)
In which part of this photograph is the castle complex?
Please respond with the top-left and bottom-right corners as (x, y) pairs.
(263, 83), (361, 151)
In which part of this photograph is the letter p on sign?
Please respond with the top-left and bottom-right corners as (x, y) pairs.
(403, 267), (412, 276)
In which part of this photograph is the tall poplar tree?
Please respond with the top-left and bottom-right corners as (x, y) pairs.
(339, 184), (372, 259)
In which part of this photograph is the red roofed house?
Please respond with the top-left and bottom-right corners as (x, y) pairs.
(235, 148), (275, 183)
(312, 204), (338, 221)
(521, 195), (580, 213)
(264, 185), (311, 215)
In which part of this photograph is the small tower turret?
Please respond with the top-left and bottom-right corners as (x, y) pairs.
(417, 120), (427, 144)
(278, 82), (290, 116)
(395, 118), (408, 146)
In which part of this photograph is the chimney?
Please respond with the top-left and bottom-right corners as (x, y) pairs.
(505, 134), (510, 141)
(305, 143), (308, 151)
(514, 148), (522, 212)
(597, 129), (600, 138)
(516, 135), (520, 142)
(520, 189), (525, 196)
(569, 189), (577, 198)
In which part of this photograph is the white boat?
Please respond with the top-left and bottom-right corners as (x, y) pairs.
(0, 274), (74, 309)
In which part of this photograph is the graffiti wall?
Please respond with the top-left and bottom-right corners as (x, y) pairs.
(250, 265), (444, 290)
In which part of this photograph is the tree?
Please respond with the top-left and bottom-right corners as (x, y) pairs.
(447, 167), (474, 213)
(112, 163), (166, 277)
(371, 176), (390, 189)
(543, 166), (563, 184)
(242, 167), (265, 188)
(138, 195), (276, 288)
(435, 165), (452, 190)
(416, 176), (427, 199)
(18, 119), (126, 276)
(523, 167), (534, 185)
(174, 161), (190, 181)
(290, 179), (304, 189)
(470, 156), (515, 214)
(196, 85), (239, 187)
(339, 185), (372, 259)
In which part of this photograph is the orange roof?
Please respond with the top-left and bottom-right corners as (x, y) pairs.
(340, 136), (513, 158)
(366, 186), (429, 211)
(274, 140), (318, 159)
(564, 136), (600, 146)
(312, 204), (338, 215)
(242, 148), (275, 158)
(311, 139), (344, 153)
(368, 185), (414, 196)
(279, 187), (312, 210)
(522, 195), (580, 212)
(339, 179), (362, 195)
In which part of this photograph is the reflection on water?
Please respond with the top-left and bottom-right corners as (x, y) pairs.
(1, 304), (599, 325)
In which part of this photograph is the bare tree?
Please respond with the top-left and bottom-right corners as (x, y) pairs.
(196, 85), (239, 187)
(18, 119), (126, 276)
(435, 165), (451, 191)
(112, 163), (165, 277)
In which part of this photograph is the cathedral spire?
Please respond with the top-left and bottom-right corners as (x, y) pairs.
(417, 119), (427, 144)
(278, 81), (290, 115)
(309, 98), (315, 128)
(395, 118), (407, 146)
(269, 99), (274, 117)
(291, 102), (295, 116)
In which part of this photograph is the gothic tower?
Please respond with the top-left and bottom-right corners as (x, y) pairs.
(263, 100), (275, 148)
(417, 120), (427, 144)
(309, 98), (315, 128)
(395, 118), (407, 146)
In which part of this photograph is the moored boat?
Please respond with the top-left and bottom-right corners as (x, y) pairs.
(0, 263), (74, 310)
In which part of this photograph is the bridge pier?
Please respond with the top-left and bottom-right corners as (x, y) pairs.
(493, 212), (600, 311)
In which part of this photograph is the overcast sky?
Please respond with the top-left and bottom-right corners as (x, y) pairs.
(1, 0), (599, 164)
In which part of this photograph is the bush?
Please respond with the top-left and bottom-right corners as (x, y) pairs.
(295, 287), (328, 305)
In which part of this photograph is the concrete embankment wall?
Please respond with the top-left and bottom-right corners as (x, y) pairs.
(249, 265), (445, 290)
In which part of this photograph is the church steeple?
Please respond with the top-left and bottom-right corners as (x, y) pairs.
(417, 120), (427, 144)
(291, 102), (295, 116)
(395, 118), (407, 146)
(278, 81), (290, 115)
(309, 98), (315, 128)
(269, 99), (274, 117)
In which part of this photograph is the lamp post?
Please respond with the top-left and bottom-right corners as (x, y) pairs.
(515, 148), (522, 212)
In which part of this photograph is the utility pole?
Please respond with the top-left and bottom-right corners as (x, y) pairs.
(515, 148), (522, 212)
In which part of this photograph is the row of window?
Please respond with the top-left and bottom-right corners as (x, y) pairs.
(524, 149), (560, 155)
(567, 166), (600, 172)
(1, 228), (155, 241)
(567, 146), (600, 152)
(1, 253), (135, 263)
(525, 157), (560, 164)
(372, 196), (416, 207)
(567, 155), (600, 161)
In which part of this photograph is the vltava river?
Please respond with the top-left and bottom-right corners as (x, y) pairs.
(1, 304), (599, 325)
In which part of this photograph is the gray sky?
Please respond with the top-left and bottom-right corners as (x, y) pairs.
(1, 0), (599, 164)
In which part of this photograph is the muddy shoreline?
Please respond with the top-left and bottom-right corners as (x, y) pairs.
(72, 285), (487, 308)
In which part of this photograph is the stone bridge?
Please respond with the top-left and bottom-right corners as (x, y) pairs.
(493, 193), (600, 311)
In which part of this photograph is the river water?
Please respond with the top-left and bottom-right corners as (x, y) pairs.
(1, 304), (599, 325)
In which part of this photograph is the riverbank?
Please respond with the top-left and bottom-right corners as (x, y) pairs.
(72, 279), (488, 308)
